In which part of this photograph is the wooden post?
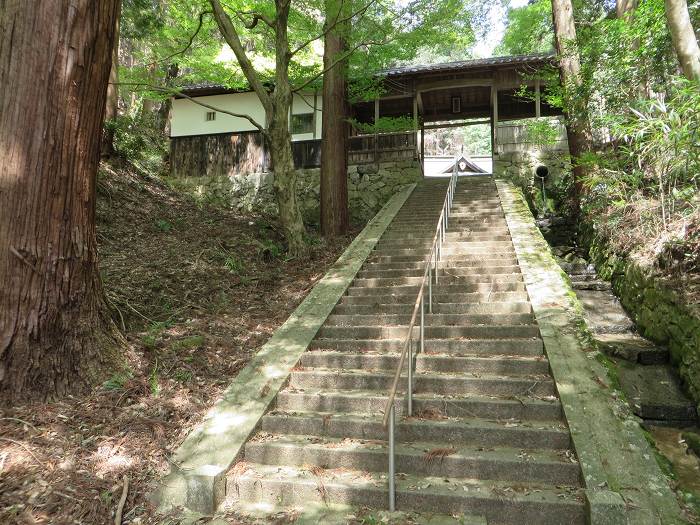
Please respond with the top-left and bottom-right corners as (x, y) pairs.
(413, 94), (419, 158)
(374, 97), (380, 163)
(420, 121), (425, 177)
(491, 84), (499, 154)
(312, 90), (319, 139)
(535, 79), (541, 118)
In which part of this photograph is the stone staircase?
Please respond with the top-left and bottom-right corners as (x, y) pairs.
(224, 176), (585, 524)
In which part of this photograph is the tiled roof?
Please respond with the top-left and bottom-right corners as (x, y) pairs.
(381, 53), (556, 77)
(177, 53), (557, 95)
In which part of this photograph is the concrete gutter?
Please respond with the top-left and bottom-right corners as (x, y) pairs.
(496, 181), (685, 525)
(154, 184), (416, 515)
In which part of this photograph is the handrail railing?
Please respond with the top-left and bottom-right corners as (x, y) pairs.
(381, 158), (459, 511)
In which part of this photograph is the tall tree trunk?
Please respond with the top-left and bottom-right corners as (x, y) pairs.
(665, 0), (700, 81)
(102, 16), (120, 158)
(0, 0), (125, 402)
(551, 0), (592, 215)
(320, 0), (351, 237)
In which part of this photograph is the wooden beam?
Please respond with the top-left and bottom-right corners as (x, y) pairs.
(423, 119), (491, 130)
(535, 79), (541, 118)
(416, 78), (493, 93)
(416, 91), (424, 114)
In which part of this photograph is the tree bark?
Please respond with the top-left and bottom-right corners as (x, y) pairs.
(616, 0), (638, 19)
(0, 0), (125, 402)
(102, 16), (120, 158)
(320, 0), (351, 237)
(210, 0), (307, 256)
(664, 0), (700, 81)
(551, 0), (592, 215)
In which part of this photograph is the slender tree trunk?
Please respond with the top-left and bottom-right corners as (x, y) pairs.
(664, 0), (700, 81)
(551, 0), (592, 215)
(320, 0), (351, 237)
(0, 0), (125, 402)
(616, 0), (638, 19)
(102, 16), (120, 158)
(209, 0), (307, 256)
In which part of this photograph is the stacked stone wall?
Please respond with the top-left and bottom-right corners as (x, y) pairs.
(585, 233), (700, 411)
(168, 160), (421, 225)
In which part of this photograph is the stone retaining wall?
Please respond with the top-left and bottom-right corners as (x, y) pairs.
(493, 118), (571, 212)
(587, 236), (700, 411)
(169, 160), (420, 225)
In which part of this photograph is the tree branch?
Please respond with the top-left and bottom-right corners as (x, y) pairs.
(154, 11), (212, 66)
(292, 38), (392, 93)
(235, 10), (275, 29)
(209, 0), (273, 115)
(117, 82), (267, 134)
(290, 0), (378, 57)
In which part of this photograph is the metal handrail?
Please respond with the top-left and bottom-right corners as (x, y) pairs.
(381, 159), (459, 511)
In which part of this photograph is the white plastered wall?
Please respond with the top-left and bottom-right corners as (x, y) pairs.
(170, 91), (322, 141)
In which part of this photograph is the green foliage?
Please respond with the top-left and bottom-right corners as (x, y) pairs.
(111, 114), (168, 175)
(497, 0), (554, 55)
(149, 360), (160, 397)
(103, 371), (134, 391)
(223, 254), (245, 275)
(524, 118), (560, 148)
(155, 219), (173, 232)
(349, 116), (416, 134)
(170, 335), (205, 352)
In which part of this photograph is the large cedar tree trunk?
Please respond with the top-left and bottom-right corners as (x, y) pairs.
(664, 0), (700, 81)
(0, 1), (125, 402)
(320, 0), (351, 237)
(551, 0), (592, 216)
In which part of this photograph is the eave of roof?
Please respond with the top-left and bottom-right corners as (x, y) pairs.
(176, 53), (557, 97)
(381, 52), (556, 78)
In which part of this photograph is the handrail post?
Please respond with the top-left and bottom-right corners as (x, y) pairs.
(407, 338), (413, 416)
(388, 404), (396, 511)
(428, 265), (432, 313)
(420, 295), (425, 354)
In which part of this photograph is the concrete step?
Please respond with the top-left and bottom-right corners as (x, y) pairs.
(275, 389), (564, 421)
(289, 369), (556, 397)
(372, 247), (516, 258)
(363, 258), (520, 270)
(309, 338), (544, 356)
(384, 225), (511, 234)
(226, 464), (584, 525)
(339, 291), (530, 305)
(332, 302), (533, 315)
(366, 254), (519, 264)
(345, 282), (526, 296)
(262, 412), (572, 449)
(299, 351), (550, 376)
(245, 435), (581, 486)
(351, 274), (523, 288)
(379, 232), (512, 242)
(325, 312), (534, 326)
(316, 324), (540, 340)
(374, 241), (516, 252)
(357, 266), (522, 278)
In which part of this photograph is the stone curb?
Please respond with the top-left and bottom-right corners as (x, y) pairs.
(496, 181), (685, 525)
(153, 184), (416, 515)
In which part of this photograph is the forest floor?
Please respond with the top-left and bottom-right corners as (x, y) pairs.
(0, 160), (357, 525)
